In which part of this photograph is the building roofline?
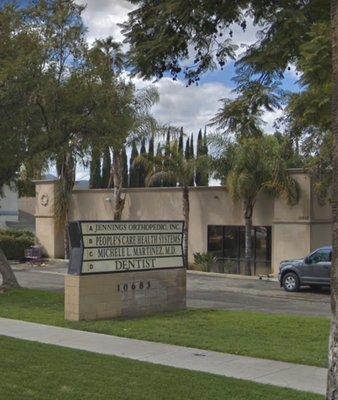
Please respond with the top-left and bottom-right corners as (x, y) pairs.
(72, 186), (228, 194)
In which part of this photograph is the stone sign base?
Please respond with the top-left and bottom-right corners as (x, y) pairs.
(65, 268), (186, 321)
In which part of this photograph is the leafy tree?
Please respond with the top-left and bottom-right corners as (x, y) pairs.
(217, 135), (299, 275)
(85, 36), (159, 219)
(101, 146), (112, 189)
(328, 2), (338, 397)
(89, 147), (101, 189)
(0, 4), (43, 290)
(122, 1), (329, 84)
(22, 0), (90, 256)
(17, 155), (49, 197)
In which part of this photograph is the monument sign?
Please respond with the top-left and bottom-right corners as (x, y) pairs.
(65, 220), (186, 321)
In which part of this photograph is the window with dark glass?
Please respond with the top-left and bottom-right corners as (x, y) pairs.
(207, 225), (272, 275)
(309, 248), (331, 263)
(207, 226), (223, 257)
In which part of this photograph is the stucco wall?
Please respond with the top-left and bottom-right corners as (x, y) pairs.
(34, 171), (332, 274)
(35, 181), (64, 257)
(70, 186), (275, 262)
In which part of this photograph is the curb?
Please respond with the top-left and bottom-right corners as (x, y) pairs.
(187, 270), (278, 282)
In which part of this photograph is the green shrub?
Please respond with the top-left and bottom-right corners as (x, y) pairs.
(193, 252), (217, 272)
(0, 229), (34, 239)
(0, 230), (35, 260)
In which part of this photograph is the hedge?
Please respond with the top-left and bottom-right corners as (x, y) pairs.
(0, 230), (35, 260)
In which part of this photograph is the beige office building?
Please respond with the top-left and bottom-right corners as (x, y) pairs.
(34, 170), (332, 275)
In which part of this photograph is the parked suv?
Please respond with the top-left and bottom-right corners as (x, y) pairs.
(278, 246), (332, 292)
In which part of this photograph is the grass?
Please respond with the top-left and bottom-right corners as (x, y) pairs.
(0, 289), (330, 367)
(0, 335), (324, 400)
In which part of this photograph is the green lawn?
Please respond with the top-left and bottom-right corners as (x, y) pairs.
(0, 336), (323, 400)
(0, 289), (330, 367)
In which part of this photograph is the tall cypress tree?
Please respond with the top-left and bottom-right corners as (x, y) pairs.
(139, 139), (147, 187)
(101, 146), (112, 188)
(148, 135), (154, 157)
(89, 146), (101, 189)
(163, 128), (175, 186)
(178, 127), (184, 155)
(129, 141), (139, 187)
(200, 127), (209, 186)
(184, 137), (190, 160)
(165, 128), (171, 154)
(189, 134), (195, 186)
(152, 142), (163, 187)
(189, 133), (194, 159)
(122, 146), (128, 188)
(195, 129), (203, 186)
(203, 127), (208, 156)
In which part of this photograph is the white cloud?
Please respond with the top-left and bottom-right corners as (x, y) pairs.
(152, 79), (231, 134)
(77, 0), (135, 44)
(262, 108), (283, 134)
(76, 1), (279, 135)
(126, 76), (232, 134)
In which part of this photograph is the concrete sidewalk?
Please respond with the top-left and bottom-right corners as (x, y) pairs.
(0, 318), (326, 396)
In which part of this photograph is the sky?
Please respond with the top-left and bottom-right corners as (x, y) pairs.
(75, 0), (300, 135)
(16, 0), (301, 180)
(73, 0), (300, 181)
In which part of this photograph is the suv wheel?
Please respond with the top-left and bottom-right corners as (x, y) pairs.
(282, 272), (300, 292)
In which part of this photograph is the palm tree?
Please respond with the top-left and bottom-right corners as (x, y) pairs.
(89, 37), (125, 77)
(222, 135), (299, 275)
(327, 1), (338, 397)
(136, 144), (206, 268)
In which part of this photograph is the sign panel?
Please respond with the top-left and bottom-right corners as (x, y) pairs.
(68, 220), (184, 275)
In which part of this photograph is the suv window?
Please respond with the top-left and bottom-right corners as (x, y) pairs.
(309, 249), (332, 264)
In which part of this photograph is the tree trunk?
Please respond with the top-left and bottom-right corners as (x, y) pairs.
(182, 185), (190, 268)
(244, 202), (253, 276)
(327, 1), (338, 398)
(0, 247), (20, 291)
(112, 149), (125, 221)
(56, 150), (75, 259)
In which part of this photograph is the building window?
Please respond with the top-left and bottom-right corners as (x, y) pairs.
(207, 225), (272, 275)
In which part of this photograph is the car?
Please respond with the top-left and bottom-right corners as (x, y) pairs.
(278, 246), (332, 292)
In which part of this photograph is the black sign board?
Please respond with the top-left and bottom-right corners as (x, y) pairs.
(68, 220), (185, 275)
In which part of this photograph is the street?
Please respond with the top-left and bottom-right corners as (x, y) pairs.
(10, 262), (331, 317)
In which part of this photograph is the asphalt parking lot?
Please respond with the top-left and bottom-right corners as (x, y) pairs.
(9, 261), (331, 317)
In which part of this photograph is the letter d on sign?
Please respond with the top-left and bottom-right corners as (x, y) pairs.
(115, 260), (123, 270)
